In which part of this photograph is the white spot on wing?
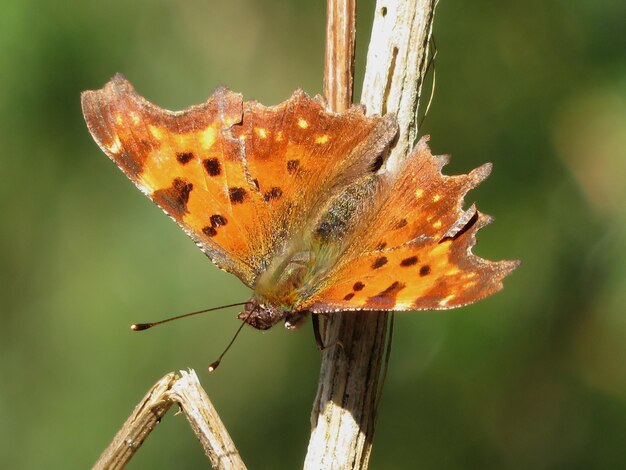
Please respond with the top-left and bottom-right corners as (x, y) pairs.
(200, 127), (217, 148)
(149, 125), (162, 139)
(108, 136), (122, 154)
(439, 294), (455, 307)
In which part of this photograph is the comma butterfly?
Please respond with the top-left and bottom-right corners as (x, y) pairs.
(81, 75), (519, 331)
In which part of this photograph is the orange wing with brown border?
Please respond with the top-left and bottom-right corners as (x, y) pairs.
(299, 137), (519, 312)
(81, 75), (396, 286)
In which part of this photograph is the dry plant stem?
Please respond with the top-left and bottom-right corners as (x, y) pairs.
(93, 371), (246, 470)
(305, 1), (436, 469)
(305, 312), (390, 469)
(324, 0), (357, 111)
(93, 373), (177, 470)
(361, 0), (436, 169)
(166, 370), (247, 470)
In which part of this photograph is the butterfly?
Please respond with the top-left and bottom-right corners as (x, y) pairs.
(81, 74), (519, 331)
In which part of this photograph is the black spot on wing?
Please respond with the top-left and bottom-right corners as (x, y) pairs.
(420, 265), (431, 276)
(203, 158), (221, 176)
(353, 282), (365, 291)
(287, 159), (300, 174)
(263, 187), (283, 201)
(343, 292), (355, 301)
(378, 281), (406, 297)
(176, 152), (194, 164)
(202, 226), (218, 237)
(210, 214), (228, 227)
(400, 256), (418, 267)
(365, 281), (406, 309)
(229, 187), (247, 204)
(372, 256), (388, 269)
(153, 178), (193, 218)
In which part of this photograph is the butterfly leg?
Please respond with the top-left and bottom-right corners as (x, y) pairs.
(312, 314), (325, 350)
(312, 314), (344, 352)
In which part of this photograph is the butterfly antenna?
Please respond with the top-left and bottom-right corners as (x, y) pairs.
(207, 304), (258, 372)
(130, 302), (248, 331)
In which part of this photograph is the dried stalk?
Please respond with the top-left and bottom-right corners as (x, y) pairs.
(167, 370), (246, 470)
(361, 0), (436, 169)
(93, 373), (177, 470)
(93, 370), (246, 470)
(324, 0), (357, 112)
(305, 1), (436, 469)
(166, 370), (247, 469)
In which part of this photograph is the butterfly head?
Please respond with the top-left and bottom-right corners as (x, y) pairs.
(237, 300), (308, 331)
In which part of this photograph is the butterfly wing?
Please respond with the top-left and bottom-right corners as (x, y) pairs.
(81, 75), (396, 286)
(299, 137), (519, 312)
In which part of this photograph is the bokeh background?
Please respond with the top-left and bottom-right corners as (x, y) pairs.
(2, 0), (625, 468)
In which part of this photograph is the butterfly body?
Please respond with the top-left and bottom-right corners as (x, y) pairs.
(246, 230), (347, 328)
(82, 75), (518, 332)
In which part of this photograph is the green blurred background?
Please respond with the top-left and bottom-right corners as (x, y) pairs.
(2, 0), (625, 468)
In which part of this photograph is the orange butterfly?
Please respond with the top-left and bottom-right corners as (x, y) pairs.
(82, 75), (518, 331)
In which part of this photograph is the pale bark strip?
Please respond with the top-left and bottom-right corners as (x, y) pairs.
(166, 370), (247, 470)
(305, 1), (436, 469)
(305, 312), (390, 470)
(92, 370), (246, 470)
(361, 0), (436, 170)
(93, 373), (177, 470)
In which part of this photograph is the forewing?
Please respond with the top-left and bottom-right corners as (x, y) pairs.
(82, 75), (265, 283)
(81, 75), (397, 286)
